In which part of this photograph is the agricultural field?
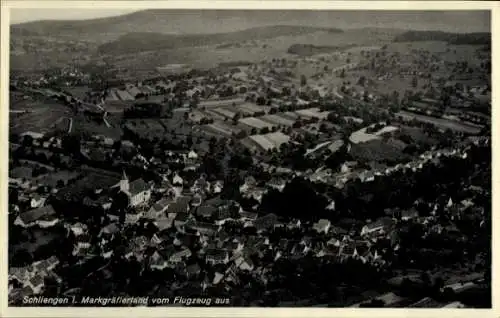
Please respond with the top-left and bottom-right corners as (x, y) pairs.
(387, 41), (488, 66)
(385, 41), (450, 54)
(9, 100), (72, 136)
(211, 107), (238, 119)
(239, 117), (276, 130)
(396, 111), (482, 134)
(198, 97), (246, 109)
(203, 124), (233, 138)
(111, 28), (397, 72)
(295, 108), (330, 120)
(237, 103), (271, 115)
(260, 114), (296, 127)
(248, 135), (276, 151)
(264, 131), (291, 148)
(280, 112), (300, 120)
(213, 121), (243, 134)
(246, 131), (291, 152)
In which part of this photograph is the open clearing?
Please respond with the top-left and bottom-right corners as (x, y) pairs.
(112, 29), (396, 71)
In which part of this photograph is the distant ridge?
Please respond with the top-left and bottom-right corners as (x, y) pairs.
(11, 9), (490, 41)
(97, 25), (343, 55)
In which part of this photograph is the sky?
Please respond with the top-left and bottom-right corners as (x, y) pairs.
(10, 9), (141, 24)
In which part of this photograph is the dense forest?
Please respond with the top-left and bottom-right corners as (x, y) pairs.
(393, 31), (490, 45)
(287, 44), (350, 56)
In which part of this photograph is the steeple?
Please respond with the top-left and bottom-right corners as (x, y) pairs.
(120, 169), (130, 193)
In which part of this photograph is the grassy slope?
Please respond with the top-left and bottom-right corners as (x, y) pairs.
(111, 28), (397, 71)
(97, 25), (343, 55)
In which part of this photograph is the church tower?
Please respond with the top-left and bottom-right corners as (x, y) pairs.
(120, 170), (130, 193)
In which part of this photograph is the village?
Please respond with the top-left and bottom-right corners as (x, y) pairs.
(8, 36), (491, 307)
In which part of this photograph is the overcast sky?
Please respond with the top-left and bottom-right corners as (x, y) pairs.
(10, 9), (141, 24)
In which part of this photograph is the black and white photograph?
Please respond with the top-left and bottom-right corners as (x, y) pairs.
(2, 1), (494, 314)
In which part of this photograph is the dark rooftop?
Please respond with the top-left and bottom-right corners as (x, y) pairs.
(18, 205), (56, 224)
(129, 178), (149, 195)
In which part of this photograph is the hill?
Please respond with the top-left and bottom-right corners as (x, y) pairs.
(10, 25), (40, 37)
(12, 9), (490, 42)
(393, 31), (491, 45)
(11, 10), (344, 42)
(97, 25), (343, 55)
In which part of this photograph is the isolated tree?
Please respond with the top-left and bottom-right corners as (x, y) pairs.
(9, 188), (19, 205)
(300, 75), (307, 87)
(22, 135), (34, 147)
(358, 76), (367, 87)
(61, 134), (81, 155)
(56, 180), (65, 188)
(232, 112), (241, 125)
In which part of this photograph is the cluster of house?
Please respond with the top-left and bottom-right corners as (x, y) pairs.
(307, 141), (474, 189)
(350, 291), (471, 308)
(9, 256), (61, 300)
(8, 152), (413, 298)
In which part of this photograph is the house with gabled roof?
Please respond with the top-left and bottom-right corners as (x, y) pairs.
(73, 234), (92, 257)
(191, 222), (220, 236)
(149, 249), (173, 271)
(169, 248), (192, 264)
(254, 213), (279, 233)
(360, 217), (394, 237)
(186, 263), (201, 279)
(166, 197), (190, 219)
(359, 170), (375, 183)
(313, 219), (331, 234)
(9, 266), (33, 286)
(33, 256), (60, 275)
(234, 255), (255, 271)
(154, 217), (174, 232)
(317, 244), (340, 258)
(25, 274), (44, 294)
(14, 205), (58, 228)
(205, 249), (230, 265)
(100, 223), (120, 239)
(339, 241), (358, 259)
(190, 177), (210, 194)
(401, 208), (419, 221)
(30, 194), (46, 209)
(355, 241), (372, 262)
(196, 205), (217, 219)
(174, 212), (194, 231)
(146, 198), (172, 219)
